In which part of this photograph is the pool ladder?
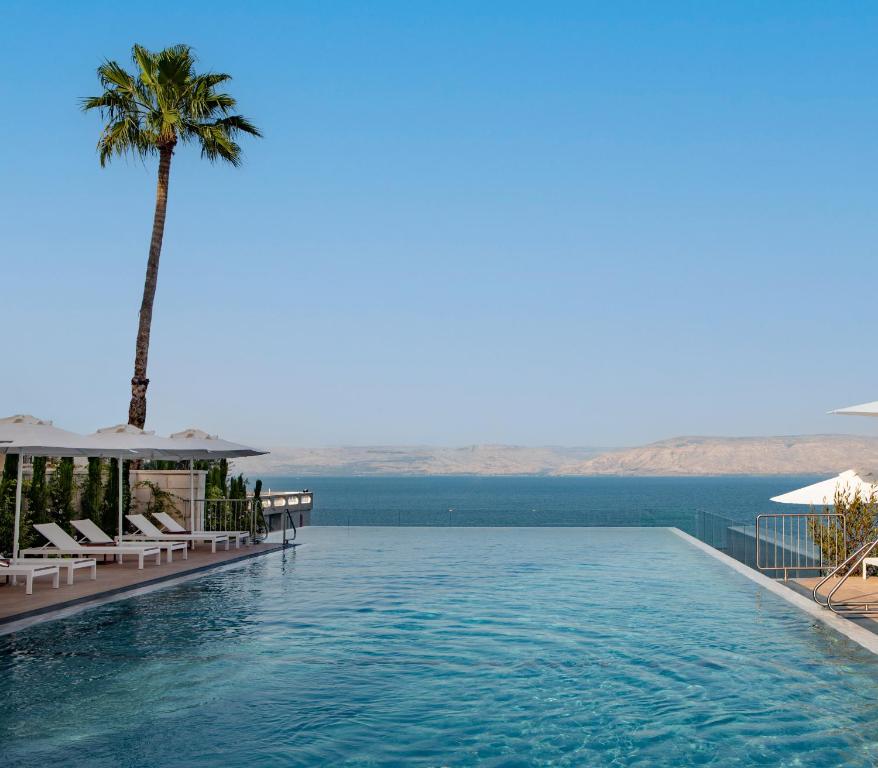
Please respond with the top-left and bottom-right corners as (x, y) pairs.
(812, 535), (878, 615)
(281, 508), (297, 548)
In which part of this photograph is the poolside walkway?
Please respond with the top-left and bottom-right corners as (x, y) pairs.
(0, 542), (286, 631)
(793, 576), (878, 614)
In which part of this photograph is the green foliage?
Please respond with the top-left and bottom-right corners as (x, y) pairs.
(253, 478), (266, 536)
(808, 487), (878, 573)
(218, 459), (228, 496)
(143, 459), (182, 471)
(28, 457), (49, 525)
(229, 473), (247, 499)
(80, 457), (105, 524)
(0, 455), (21, 555)
(48, 458), (77, 530)
(205, 459), (231, 499)
(135, 480), (180, 520)
(82, 44), (261, 166)
(100, 459), (131, 534)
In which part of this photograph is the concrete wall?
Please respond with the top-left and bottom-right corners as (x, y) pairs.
(130, 469), (207, 527)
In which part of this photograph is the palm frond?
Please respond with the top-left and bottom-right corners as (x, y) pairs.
(194, 123), (242, 165)
(213, 114), (262, 138)
(97, 59), (137, 92)
(97, 117), (154, 166)
(83, 43), (260, 166)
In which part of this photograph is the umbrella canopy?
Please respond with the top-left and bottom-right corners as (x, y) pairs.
(0, 415), (91, 560)
(0, 414), (89, 456)
(830, 401), (878, 417)
(771, 469), (878, 505)
(85, 424), (196, 539)
(84, 423), (190, 460)
(168, 428), (267, 458)
(167, 429), (266, 533)
(86, 425), (266, 536)
(1, 417), (267, 557)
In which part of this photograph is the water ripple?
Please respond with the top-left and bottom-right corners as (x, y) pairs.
(2, 527), (878, 767)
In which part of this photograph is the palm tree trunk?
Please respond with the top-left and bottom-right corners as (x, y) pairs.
(128, 143), (174, 428)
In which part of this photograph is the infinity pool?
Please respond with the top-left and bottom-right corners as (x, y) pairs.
(3, 527), (878, 766)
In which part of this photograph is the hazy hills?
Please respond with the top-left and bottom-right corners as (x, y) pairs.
(235, 444), (606, 477)
(554, 435), (878, 476)
(235, 435), (878, 477)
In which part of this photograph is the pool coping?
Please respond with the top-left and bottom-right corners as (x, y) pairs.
(670, 527), (878, 656)
(0, 543), (297, 637)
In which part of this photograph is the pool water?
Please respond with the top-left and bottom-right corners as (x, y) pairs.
(3, 527), (878, 767)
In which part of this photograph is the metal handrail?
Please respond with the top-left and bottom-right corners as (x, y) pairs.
(282, 508), (297, 548)
(755, 512), (846, 581)
(812, 535), (878, 613)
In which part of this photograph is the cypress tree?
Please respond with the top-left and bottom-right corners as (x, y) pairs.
(48, 457), (76, 529)
(28, 456), (49, 525)
(253, 478), (265, 534)
(81, 457), (104, 523)
(122, 460), (131, 516)
(218, 459), (228, 496)
(0, 455), (19, 555)
(101, 459), (119, 533)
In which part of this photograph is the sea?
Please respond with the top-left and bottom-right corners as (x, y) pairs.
(259, 475), (821, 533)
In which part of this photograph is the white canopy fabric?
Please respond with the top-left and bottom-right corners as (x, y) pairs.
(2, 416), (268, 558)
(168, 428), (266, 458)
(830, 401), (878, 417)
(0, 415), (90, 559)
(86, 425), (267, 536)
(169, 429), (267, 532)
(0, 414), (90, 456)
(770, 470), (878, 506)
(84, 424), (190, 460)
(85, 424), (187, 538)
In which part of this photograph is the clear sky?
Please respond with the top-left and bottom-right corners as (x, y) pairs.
(2, 1), (877, 447)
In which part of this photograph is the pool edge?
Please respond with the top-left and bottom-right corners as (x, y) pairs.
(670, 527), (878, 657)
(0, 544), (298, 637)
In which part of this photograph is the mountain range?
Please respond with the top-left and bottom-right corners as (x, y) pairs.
(234, 435), (878, 477)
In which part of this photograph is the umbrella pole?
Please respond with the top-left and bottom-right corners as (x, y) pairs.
(12, 453), (24, 560)
(117, 459), (123, 539)
(189, 459), (195, 532)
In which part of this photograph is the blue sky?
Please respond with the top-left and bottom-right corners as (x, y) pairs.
(2, 1), (877, 446)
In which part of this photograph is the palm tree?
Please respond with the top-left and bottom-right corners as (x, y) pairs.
(83, 44), (261, 428)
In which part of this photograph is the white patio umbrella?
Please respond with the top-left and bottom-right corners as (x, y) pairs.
(771, 469), (878, 506)
(0, 415), (90, 559)
(168, 429), (267, 531)
(0, 414), (90, 457)
(167, 428), (266, 458)
(830, 401), (878, 417)
(85, 424), (198, 538)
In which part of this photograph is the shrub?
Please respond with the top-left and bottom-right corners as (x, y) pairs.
(808, 486), (878, 574)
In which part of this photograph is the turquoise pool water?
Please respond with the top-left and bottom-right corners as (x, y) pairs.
(3, 527), (878, 766)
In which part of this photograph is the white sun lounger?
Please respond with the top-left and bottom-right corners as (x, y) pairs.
(8, 555), (97, 586)
(0, 559), (61, 594)
(22, 522), (162, 569)
(152, 512), (250, 549)
(124, 514), (229, 553)
(72, 519), (188, 563)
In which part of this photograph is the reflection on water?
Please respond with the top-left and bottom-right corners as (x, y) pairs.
(2, 526), (878, 767)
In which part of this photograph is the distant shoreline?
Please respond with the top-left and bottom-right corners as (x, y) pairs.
(236, 434), (875, 478)
(255, 472), (828, 480)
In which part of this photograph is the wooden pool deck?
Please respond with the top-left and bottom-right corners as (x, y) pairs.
(794, 576), (878, 611)
(0, 542), (286, 631)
